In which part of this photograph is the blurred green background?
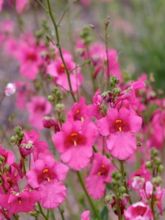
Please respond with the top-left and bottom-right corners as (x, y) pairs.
(74, 0), (165, 88)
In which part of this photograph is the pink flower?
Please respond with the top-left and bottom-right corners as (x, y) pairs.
(16, 0), (29, 13)
(130, 165), (151, 191)
(0, 146), (15, 165)
(0, 0), (3, 11)
(27, 154), (68, 208)
(85, 42), (122, 81)
(14, 35), (45, 80)
(140, 181), (165, 215)
(19, 130), (49, 159)
(124, 202), (153, 220)
(15, 81), (32, 109)
(150, 110), (165, 148)
(97, 107), (142, 160)
(81, 210), (91, 220)
(86, 153), (114, 199)
(27, 96), (52, 129)
(2, 190), (38, 214)
(39, 182), (66, 209)
(67, 97), (90, 121)
(80, 0), (91, 7)
(47, 52), (83, 92)
(0, 0), (28, 13)
(53, 120), (98, 170)
(18, 43), (43, 80)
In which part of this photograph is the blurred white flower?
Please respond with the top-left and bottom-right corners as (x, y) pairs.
(5, 83), (16, 96)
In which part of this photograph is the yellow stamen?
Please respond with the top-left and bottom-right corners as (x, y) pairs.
(43, 168), (49, 174)
(73, 140), (77, 146)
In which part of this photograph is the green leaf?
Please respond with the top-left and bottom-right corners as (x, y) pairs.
(100, 206), (109, 220)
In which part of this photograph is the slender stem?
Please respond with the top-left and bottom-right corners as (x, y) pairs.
(50, 210), (56, 220)
(13, 214), (19, 220)
(58, 207), (65, 220)
(38, 203), (48, 220)
(116, 198), (122, 220)
(150, 187), (157, 220)
(119, 161), (132, 204)
(104, 21), (110, 78)
(46, 0), (76, 102)
(77, 172), (99, 219)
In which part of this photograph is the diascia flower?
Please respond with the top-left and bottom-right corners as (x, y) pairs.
(53, 120), (98, 170)
(86, 153), (114, 199)
(67, 97), (90, 121)
(27, 154), (68, 209)
(0, 0), (29, 13)
(0, 190), (38, 214)
(19, 130), (49, 159)
(81, 210), (91, 220)
(97, 107), (142, 160)
(47, 51), (83, 92)
(124, 202), (153, 220)
(150, 110), (165, 148)
(27, 96), (52, 129)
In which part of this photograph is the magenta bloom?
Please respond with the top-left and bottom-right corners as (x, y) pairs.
(53, 120), (98, 170)
(0, 0), (3, 11)
(67, 97), (90, 121)
(124, 202), (153, 220)
(2, 190), (37, 214)
(0, 146), (15, 165)
(81, 210), (91, 220)
(47, 52), (83, 92)
(27, 96), (52, 129)
(19, 130), (49, 159)
(97, 107), (142, 160)
(27, 154), (68, 208)
(150, 110), (165, 148)
(15, 81), (32, 109)
(86, 153), (114, 200)
(86, 42), (122, 81)
(14, 35), (45, 80)
(16, 0), (29, 13)
(0, 0), (28, 13)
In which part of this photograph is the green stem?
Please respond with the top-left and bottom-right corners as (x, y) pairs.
(119, 161), (132, 204)
(38, 203), (48, 220)
(46, 0), (77, 102)
(50, 210), (56, 220)
(77, 172), (99, 219)
(151, 188), (157, 220)
(58, 207), (65, 220)
(116, 198), (122, 220)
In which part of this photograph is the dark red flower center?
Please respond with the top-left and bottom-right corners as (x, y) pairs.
(73, 109), (83, 121)
(97, 164), (109, 176)
(34, 103), (46, 113)
(66, 132), (86, 147)
(38, 168), (55, 183)
(57, 63), (65, 74)
(113, 119), (128, 132)
(26, 52), (37, 62)
(132, 205), (147, 216)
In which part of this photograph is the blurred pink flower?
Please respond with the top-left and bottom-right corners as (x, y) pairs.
(27, 96), (52, 129)
(124, 202), (153, 220)
(86, 153), (114, 199)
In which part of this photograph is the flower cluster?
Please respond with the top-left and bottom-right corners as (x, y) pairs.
(0, 1), (165, 220)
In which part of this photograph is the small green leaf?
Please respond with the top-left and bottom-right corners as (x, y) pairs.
(100, 206), (109, 220)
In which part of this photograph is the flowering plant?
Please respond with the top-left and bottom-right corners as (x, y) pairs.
(0, 1), (164, 220)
